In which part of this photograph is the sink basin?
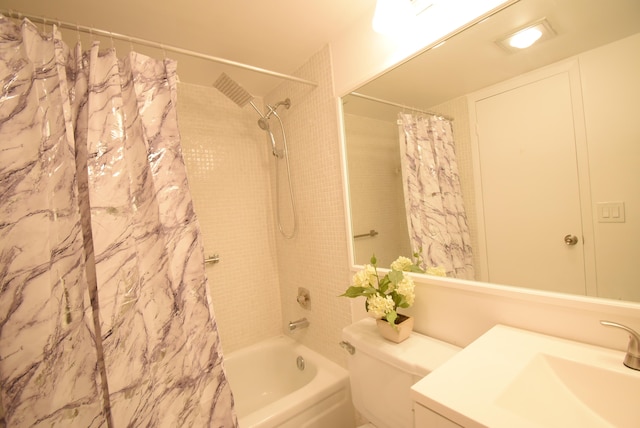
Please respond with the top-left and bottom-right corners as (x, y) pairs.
(411, 325), (640, 428)
(497, 354), (636, 427)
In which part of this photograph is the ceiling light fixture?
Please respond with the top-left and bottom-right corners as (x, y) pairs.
(509, 27), (542, 48)
(496, 18), (555, 52)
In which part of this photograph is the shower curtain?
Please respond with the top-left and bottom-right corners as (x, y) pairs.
(398, 113), (474, 279)
(0, 17), (236, 427)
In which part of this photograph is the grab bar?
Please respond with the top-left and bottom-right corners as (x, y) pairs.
(204, 254), (220, 265)
(353, 229), (378, 239)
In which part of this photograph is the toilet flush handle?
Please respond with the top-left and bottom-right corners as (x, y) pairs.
(339, 341), (355, 355)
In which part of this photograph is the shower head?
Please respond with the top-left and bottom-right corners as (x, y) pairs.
(213, 73), (283, 156)
(213, 73), (253, 108)
(214, 72), (268, 122)
(257, 117), (270, 131)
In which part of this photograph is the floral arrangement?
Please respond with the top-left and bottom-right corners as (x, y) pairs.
(341, 253), (446, 328)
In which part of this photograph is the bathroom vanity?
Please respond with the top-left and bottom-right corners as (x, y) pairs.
(411, 325), (639, 427)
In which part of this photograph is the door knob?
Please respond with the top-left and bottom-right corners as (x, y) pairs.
(564, 234), (578, 245)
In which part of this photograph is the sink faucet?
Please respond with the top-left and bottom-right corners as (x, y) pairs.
(600, 320), (640, 371)
(288, 318), (309, 331)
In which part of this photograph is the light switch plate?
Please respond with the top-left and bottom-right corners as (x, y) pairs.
(597, 201), (625, 223)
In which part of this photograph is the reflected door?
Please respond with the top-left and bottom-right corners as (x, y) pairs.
(471, 67), (587, 294)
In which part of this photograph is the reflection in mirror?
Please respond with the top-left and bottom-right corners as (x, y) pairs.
(342, 0), (640, 302)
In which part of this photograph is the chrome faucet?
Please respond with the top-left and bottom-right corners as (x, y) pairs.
(600, 320), (640, 371)
(288, 318), (309, 331)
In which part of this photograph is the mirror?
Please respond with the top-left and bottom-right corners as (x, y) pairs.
(342, 0), (640, 302)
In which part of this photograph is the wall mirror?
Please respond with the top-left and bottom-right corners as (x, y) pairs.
(342, 0), (640, 302)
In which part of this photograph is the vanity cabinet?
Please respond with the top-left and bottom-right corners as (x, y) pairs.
(414, 403), (462, 428)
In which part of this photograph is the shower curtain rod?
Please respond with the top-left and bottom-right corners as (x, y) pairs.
(349, 92), (453, 121)
(1, 9), (318, 87)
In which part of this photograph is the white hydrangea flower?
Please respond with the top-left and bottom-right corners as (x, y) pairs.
(395, 277), (415, 306)
(366, 294), (395, 319)
(352, 264), (377, 288)
(390, 256), (412, 272)
(425, 266), (447, 277)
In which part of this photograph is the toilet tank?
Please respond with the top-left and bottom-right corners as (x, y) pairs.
(342, 318), (461, 428)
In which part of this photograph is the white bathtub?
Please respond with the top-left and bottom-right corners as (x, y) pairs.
(224, 336), (355, 428)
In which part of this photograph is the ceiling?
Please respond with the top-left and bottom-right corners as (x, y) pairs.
(0, 0), (376, 96)
(345, 0), (640, 121)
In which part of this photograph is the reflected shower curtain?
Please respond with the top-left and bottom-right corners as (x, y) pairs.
(0, 17), (236, 427)
(398, 113), (474, 279)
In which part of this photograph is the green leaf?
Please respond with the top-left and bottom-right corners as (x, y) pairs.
(376, 275), (388, 293)
(388, 270), (403, 285)
(385, 311), (398, 328)
(362, 287), (378, 296)
(392, 293), (403, 307)
(340, 286), (368, 298)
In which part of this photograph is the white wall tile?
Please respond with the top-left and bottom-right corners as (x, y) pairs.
(177, 82), (283, 353)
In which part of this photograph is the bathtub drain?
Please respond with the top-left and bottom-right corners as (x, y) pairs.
(296, 355), (305, 371)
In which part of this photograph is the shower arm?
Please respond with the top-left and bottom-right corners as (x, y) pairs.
(264, 98), (291, 120)
(249, 101), (267, 119)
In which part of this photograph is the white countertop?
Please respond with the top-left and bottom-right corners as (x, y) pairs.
(411, 324), (639, 428)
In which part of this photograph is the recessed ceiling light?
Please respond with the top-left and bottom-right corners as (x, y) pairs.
(496, 18), (556, 53)
(509, 27), (543, 48)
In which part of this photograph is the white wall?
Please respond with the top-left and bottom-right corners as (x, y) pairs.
(579, 33), (640, 301)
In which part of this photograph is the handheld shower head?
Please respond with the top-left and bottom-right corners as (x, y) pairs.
(258, 117), (270, 131)
(266, 130), (279, 157)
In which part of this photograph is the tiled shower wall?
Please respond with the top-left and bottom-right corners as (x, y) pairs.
(265, 46), (353, 366)
(177, 45), (354, 366)
(343, 113), (413, 267)
(177, 83), (283, 353)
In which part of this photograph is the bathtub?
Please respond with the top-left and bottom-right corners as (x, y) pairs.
(224, 336), (355, 428)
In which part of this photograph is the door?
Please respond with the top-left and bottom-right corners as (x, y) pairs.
(471, 66), (587, 294)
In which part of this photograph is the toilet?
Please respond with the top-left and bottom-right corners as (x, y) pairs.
(342, 318), (461, 428)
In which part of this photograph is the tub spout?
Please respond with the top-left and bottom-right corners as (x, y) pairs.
(288, 318), (309, 331)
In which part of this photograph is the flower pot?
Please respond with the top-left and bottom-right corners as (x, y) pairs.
(375, 314), (414, 343)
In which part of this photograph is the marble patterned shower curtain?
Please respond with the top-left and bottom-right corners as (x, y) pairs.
(398, 113), (474, 279)
(0, 16), (236, 427)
